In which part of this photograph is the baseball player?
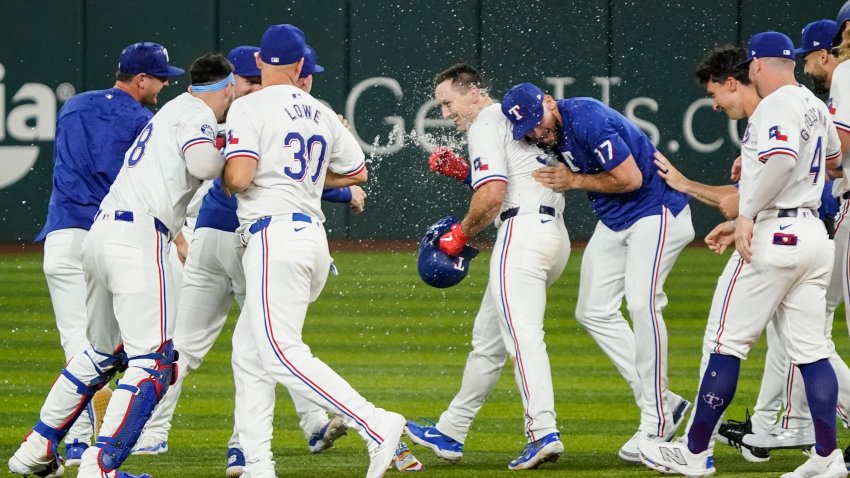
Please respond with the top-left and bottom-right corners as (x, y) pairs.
(30, 41), (178, 466)
(502, 82), (694, 461)
(638, 31), (845, 478)
(8, 52), (234, 478)
(134, 45), (370, 475)
(222, 24), (404, 478)
(405, 63), (570, 470)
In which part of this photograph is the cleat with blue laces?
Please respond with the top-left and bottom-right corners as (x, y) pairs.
(508, 432), (564, 471)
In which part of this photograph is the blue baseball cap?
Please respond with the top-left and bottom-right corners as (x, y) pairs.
(299, 45), (325, 78)
(796, 20), (838, 56)
(118, 42), (184, 77)
(836, 0), (850, 47)
(737, 31), (796, 68)
(501, 83), (545, 140)
(259, 24), (306, 66)
(227, 46), (261, 77)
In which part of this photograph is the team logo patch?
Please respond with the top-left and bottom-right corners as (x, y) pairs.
(702, 392), (725, 409)
(472, 157), (489, 171)
(829, 98), (837, 115)
(228, 130), (240, 145)
(507, 105), (524, 121)
(741, 123), (751, 145)
(201, 124), (215, 139)
(768, 125), (788, 141)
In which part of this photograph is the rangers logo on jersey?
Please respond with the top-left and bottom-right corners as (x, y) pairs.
(768, 125), (788, 142)
(472, 156), (489, 171)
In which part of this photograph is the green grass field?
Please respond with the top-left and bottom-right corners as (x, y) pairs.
(1, 247), (848, 477)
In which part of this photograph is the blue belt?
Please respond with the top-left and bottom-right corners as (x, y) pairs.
(99, 210), (169, 236)
(248, 213), (312, 234)
(500, 205), (556, 222)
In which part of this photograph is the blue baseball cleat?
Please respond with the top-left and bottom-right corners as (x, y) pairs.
(226, 447), (245, 478)
(116, 472), (152, 478)
(404, 420), (463, 463)
(308, 416), (348, 453)
(130, 436), (168, 455)
(64, 439), (88, 466)
(508, 432), (564, 470)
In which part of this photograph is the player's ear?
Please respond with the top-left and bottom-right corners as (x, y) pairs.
(726, 76), (736, 92)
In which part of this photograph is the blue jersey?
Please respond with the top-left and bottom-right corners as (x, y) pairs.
(194, 177), (355, 233)
(555, 98), (688, 230)
(36, 88), (152, 240)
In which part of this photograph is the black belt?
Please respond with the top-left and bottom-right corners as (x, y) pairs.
(843, 192), (850, 200)
(777, 208), (818, 218)
(500, 205), (556, 222)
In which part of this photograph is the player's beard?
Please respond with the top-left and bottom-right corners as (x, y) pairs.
(808, 71), (829, 95)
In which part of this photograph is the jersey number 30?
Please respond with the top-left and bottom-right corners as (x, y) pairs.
(284, 132), (327, 184)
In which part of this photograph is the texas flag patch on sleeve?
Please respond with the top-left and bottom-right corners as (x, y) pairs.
(768, 125), (788, 141)
(228, 130), (240, 145)
(473, 157), (489, 171)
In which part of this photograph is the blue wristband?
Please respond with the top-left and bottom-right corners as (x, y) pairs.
(321, 187), (352, 203)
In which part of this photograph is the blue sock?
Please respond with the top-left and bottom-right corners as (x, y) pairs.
(798, 358), (838, 457)
(687, 353), (740, 454)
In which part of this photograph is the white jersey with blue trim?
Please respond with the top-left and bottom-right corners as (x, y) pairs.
(100, 93), (218, 235)
(225, 84), (365, 225)
(829, 61), (850, 196)
(739, 84), (840, 212)
(468, 103), (564, 214)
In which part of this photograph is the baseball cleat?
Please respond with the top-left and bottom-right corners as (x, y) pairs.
(716, 410), (770, 463)
(308, 415), (348, 453)
(366, 412), (406, 478)
(742, 424), (815, 451)
(638, 437), (715, 477)
(392, 442), (424, 471)
(507, 432), (564, 471)
(663, 396), (693, 441)
(619, 431), (664, 463)
(404, 419), (463, 463)
(8, 454), (65, 478)
(780, 448), (846, 478)
(844, 442), (850, 470)
(8, 434), (65, 478)
(225, 447), (245, 478)
(130, 435), (168, 455)
(63, 439), (88, 467)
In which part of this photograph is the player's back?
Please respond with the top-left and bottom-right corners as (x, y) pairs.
(468, 104), (564, 213)
(226, 84), (364, 225)
(37, 88), (152, 240)
(101, 93), (216, 236)
(742, 85), (840, 211)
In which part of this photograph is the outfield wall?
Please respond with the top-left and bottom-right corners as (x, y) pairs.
(0, 0), (840, 241)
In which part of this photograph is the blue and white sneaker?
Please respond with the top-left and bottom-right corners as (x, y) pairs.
(508, 432), (564, 470)
(404, 420), (463, 463)
(308, 416), (348, 453)
(64, 439), (88, 466)
(130, 435), (168, 455)
(225, 447), (245, 478)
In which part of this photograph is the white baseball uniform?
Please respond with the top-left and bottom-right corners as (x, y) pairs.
(432, 103), (570, 445)
(225, 84), (399, 477)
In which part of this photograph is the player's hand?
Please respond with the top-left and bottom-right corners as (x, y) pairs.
(718, 193), (740, 220)
(734, 216), (754, 262)
(337, 114), (350, 129)
(730, 156), (742, 182)
(349, 185), (367, 214)
(653, 152), (688, 192)
(705, 220), (736, 255)
(438, 223), (468, 256)
(533, 162), (575, 191)
(429, 147), (470, 182)
(174, 232), (189, 265)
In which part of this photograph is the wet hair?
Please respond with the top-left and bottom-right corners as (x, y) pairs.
(433, 63), (488, 92)
(695, 46), (751, 86)
(189, 53), (234, 85)
(837, 26), (850, 63)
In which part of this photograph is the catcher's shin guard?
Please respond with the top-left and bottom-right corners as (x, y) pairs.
(96, 340), (178, 471)
(33, 346), (127, 446)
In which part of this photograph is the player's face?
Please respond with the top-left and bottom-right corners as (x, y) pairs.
(435, 80), (481, 132)
(526, 97), (560, 147)
(802, 50), (830, 95)
(296, 75), (314, 94)
(139, 74), (169, 106)
(234, 75), (261, 98)
(705, 78), (746, 120)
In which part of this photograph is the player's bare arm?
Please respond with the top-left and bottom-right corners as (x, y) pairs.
(348, 185), (367, 214)
(717, 193), (740, 220)
(325, 168), (367, 188)
(533, 155), (641, 193)
(654, 153), (737, 208)
(459, 180), (507, 238)
(223, 156), (257, 193)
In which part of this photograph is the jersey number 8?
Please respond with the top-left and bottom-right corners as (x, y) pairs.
(284, 132), (328, 184)
(128, 123), (154, 168)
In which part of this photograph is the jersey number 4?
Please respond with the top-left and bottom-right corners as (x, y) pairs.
(809, 136), (822, 185)
(284, 132), (327, 184)
(127, 123), (154, 168)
